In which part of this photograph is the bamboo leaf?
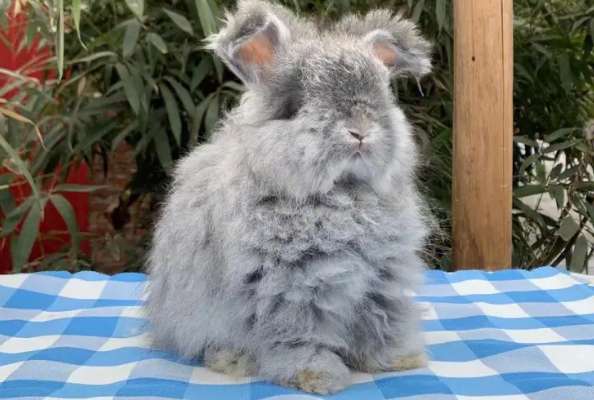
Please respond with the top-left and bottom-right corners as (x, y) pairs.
(164, 9), (194, 35)
(549, 185), (565, 209)
(569, 235), (589, 272)
(123, 20), (142, 58)
(558, 53), (573, 92)
(71, 0), (86, 48)
(191, 57), (211, 90)
(191, 95), (211, 144)
(204, 93), (219, 136)
(519, 154), (540, 175)
(411, 0), (425, 23)
(165, 77), (194, 115)
(1, 197), (33, 237)
(0, 134), (40, 200)
(0, 106), (43, 145)
(53, 184), (107, 192)
(50, 194), (80, 257)
(68, 51), (117, 65)
(544, 127), (576, 142)
(544, 140), (575, 154)
(56, 0), (64, 80)
(159, 83), (182, 145)
(435, 0), (446, 32)
(558, 216), (579, 241)
(514, 184), (547, 198)
(147, 32), (168, 54)
(194, 0), (217, 36)
(11, 200), (43, 272)
(125, 0), (144, 19)
(115, 63), (140, 114)
(153, 130), (173, 169)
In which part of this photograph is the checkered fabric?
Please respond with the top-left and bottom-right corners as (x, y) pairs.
(0, 267), (593, 399)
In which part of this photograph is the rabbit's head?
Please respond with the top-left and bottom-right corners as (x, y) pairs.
(207, 0), (431, 198)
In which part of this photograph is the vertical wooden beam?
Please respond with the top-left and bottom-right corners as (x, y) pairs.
(452, 0), (513, 270)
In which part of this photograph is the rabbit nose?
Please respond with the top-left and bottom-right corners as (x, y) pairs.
(348, 129), (365, 142)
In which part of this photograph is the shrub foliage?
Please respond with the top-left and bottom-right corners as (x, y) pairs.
(0, 0), (592, 272)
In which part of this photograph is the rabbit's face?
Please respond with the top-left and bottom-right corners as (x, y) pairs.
(284, 46), (400, 182)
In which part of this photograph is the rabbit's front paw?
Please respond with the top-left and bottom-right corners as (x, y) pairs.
(290, 367), (349, 395)
(204, 348), (256, 377)
(390, 352), (427, 371)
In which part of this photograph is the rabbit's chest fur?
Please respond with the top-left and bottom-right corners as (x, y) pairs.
(233, 183), (422, 289)
(243, 190), (400, 264)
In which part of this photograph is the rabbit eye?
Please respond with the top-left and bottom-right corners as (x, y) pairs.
(275, 96), (302, 120)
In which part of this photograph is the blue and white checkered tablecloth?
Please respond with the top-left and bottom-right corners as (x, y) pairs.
(0, 267), (593, 399)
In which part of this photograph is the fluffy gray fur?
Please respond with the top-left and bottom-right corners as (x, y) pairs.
(146, 0), (432, 394)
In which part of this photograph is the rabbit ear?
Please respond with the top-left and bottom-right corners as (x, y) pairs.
(206, 1), (290, 85)
(363, 28), (431, 77)
(336, 10), (432, 78)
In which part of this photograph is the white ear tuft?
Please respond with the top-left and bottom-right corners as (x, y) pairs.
(206, 1), (291, 85)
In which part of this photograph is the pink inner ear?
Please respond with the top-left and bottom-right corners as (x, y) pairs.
(237, 31), (274, 66)
(373, 41), (398, 67)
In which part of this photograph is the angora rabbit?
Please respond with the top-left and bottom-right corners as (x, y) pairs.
(146, 0), (432, 394)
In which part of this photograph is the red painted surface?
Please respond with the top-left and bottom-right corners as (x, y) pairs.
(0, 3), (90, 272)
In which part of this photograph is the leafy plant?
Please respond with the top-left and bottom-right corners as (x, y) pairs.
(0, 0), (592, 273)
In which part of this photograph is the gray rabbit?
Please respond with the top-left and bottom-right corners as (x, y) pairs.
(145, 0), (432, 394)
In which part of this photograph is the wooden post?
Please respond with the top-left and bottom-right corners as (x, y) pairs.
(452, 0), (513, 270)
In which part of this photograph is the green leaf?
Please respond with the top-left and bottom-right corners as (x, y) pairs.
(558, 53), (573, 92)
(115, 63), (140, 114)
(0, 183), (15, 215)
(50, 194), (80, 257)
(435, 0), (446, 32)
(73, 120), (118, 155)
(11, 200), (43, 271)
(164, 9), (194, 35)
(147, 32), (168, 54)
(53, 184), (107, 193)
(159, 83), (182, 145)
(56, 0), (64, 80)
(125, 0), (144, 19)
(2, 197), (33, 237)
(191, 95), (210, 144)
(549, 185), (565, 209)
(558, 216), (579, 241)
(204, 93), (219, 136)
(68, 51), (117, 64)
(191, 57), (211, 90)
(513, 198), (546, 228)
(194, 0), (217, 36)
(519, 154), (540, 175)
(153, 130), (173, 169)
(544, 140), (575, 154)
(0, 134), (40, 200)
(411, 0), (425, 23)
(558, 165), (580, 180)
(544, 128), (576, 142)
(111, 121), (138, 151)
(569, 235), (589, 273)
(123, 20), (141, 58)
(514, 184), (547, 198)
(549, 164), (563, 179)
(71, 0), (86, 48)
(165, 77), (194, 115)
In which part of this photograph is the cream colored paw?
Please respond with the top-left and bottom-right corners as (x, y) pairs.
(204, 349), (255, 377)
(291, 369), (347, 395)
(390, 352), (427, 371)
